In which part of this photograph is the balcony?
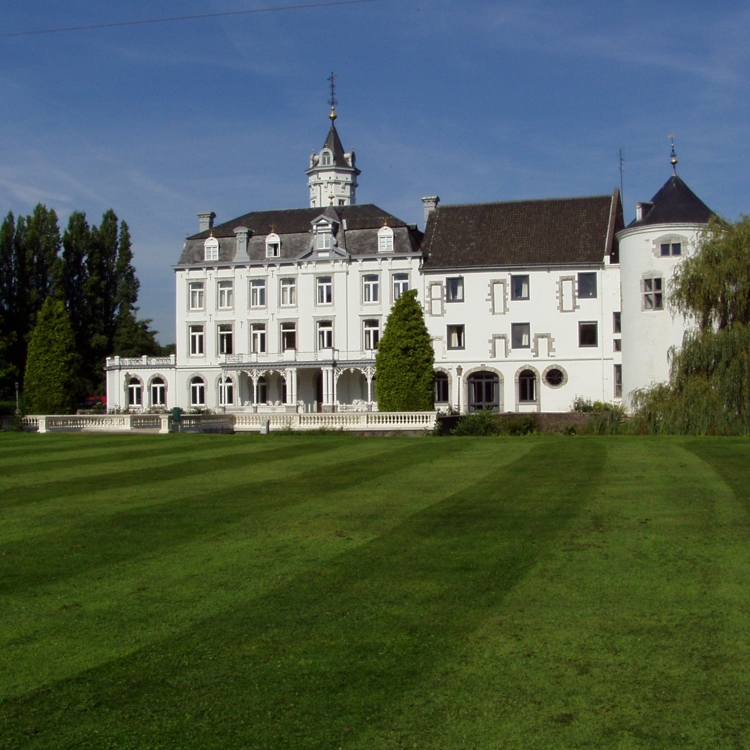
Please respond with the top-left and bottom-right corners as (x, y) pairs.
(222, 349), (376, 368)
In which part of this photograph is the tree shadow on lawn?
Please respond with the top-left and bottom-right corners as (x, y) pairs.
(0, 440), (606, 749)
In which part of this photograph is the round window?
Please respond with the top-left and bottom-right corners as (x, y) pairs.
(545, 368), (564, 387)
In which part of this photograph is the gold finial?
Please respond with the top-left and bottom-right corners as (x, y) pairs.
(329, 193), (335, 205)
(270, 224), (276, 234)
(669, 134), (678, 175)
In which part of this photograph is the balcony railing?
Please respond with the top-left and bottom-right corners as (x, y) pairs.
(106, 355), (176, 368)
(222, 349), (376, 367)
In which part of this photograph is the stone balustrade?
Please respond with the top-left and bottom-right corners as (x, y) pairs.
(20, 411), (436, 434)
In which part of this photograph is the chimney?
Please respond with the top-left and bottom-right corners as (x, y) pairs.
(198, 211), (216, 233)
(233, 226), (250, 261)
(422, 196), (440, 227)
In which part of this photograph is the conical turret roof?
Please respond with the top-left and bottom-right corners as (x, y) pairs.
(628, 174), (714, 228)
(322, 123), (349, 168)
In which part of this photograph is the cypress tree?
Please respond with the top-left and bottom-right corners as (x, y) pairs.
(24, 298), (78, 415)
(376, 289), (435, 411)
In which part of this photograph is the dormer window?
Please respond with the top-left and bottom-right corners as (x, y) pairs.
(204, 236), (219, 262)
(378, 225), (394, 252)
(265, 232), (281, 258)
(321, 150), (332, 166)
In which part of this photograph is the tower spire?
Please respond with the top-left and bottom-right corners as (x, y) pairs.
(669, 134), (678, 175)
(328, 72), (338, 121)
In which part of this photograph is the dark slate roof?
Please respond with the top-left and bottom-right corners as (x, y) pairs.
(179, 204), (422, 265)
(323, 124), (348, 168)
(422, 192), (623, 270)
(627, 175), (714, 228)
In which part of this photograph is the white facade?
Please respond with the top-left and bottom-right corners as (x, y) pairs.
(106, 121), (715, 415)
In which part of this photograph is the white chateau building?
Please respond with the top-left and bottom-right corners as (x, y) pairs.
(105, 114), (714, 415)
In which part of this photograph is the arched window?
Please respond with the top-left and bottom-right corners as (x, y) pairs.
(265, 232), (281, 258)
(378, 225), (394, 252)
(468, 371), (499, 412)
(150, 377), (166, 406)
(128, 377), (142, 407)
(320, 150), (332, 166)
(434, 372), (449, 403)
(190, 377), (206, 407)
(219, 376), (234, 406)
(518, 369), (537, 403)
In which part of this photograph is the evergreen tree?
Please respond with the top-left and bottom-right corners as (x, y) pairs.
(634, 215), (750, 434)
(376, 289), (434, 411)
(24, 298), (78, 414)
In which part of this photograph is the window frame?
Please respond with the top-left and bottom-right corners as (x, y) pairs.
(281, 321), (297, 351)
(189, 281), (205, 311)
(577, 272), (598, 299)
(250, 323), (266, 354)
(317, 276), (333, 305)
(446, 324), (465, 350)
(150, 377), (166, 407)
(219, 376), (234, 406)
(378, 226), (394, 253)
(317, 320), (333, 350)
(249, 279), (266, 308)
(446, 277), (464, 303)
(280, 277), (297, 307)
(363, 319), (380, 351)
(127, 377), (142, 407)
(511, 322), (531, 349)
(643, 276), (664, 310)
(518, 369), (537, 403)
(217, 280), (233, 310)
(660, 242), (682, 257)
(434, 371), (449, 404)
(511, 274), (530, 301)
(218, 324), (233, 355)
(190, 377), (206, 407)
(362, 274), (380, 304)
(392, 272), (409, 301)
(189, 325), (205, 356)
(579, 321), (599, 348)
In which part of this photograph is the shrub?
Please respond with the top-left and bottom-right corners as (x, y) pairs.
(572, 397), (626, 435)
(452, 410), (502, 436)
(501, 414), (538, 436)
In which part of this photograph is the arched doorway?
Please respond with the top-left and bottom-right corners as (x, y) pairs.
(467, 371), (500, 412)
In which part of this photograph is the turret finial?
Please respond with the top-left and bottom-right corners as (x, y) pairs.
(328, 72), (338, 121)
(669, 134), (678, 175)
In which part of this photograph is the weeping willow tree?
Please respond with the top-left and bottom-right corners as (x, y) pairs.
(633, 216), (750, 434)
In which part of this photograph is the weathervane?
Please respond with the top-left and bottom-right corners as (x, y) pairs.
(669, 134), (678, 175)
(328, 72), (338, 121)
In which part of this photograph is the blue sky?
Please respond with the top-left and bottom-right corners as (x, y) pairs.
(1, 0), (749, 343)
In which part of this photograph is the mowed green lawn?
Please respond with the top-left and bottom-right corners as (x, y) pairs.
(1, 433), (750, 749)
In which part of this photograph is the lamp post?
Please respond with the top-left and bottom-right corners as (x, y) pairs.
(455, 366), (463, 413)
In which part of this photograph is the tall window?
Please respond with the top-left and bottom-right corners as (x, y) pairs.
(219, 376), (234, 406)
(393, 273), (409, 300)
(446, 277), (464, 302)
(518, 370), (537, 402)
(317, 276), (332, 305)
(447, 324), (465, 349)
(280, 278), (296, 306)
(190, 377), (206, 407)
(218, 324), (233, 355)
(613, 312), (621, 333)
(363, 319), (380, 350)
(434, 372), (449, 403)
(468, 371), (499, 412)
(577, 272), (597, 299)
(321, 151), (331, 166)
(128, 378), (142, 407)
(150, 377), (166, 406)
(317, 320), (333, 349)
(217, 281), (233, 309)
(251, 323), (266, 354)
(579, 321), (598, 347)
(189, 325), (204, 356)
(189, 282), (204, 310)
(281, 322), (296, 351)
(363, 274), (379, 303)
(511, 323), (530, 349)
(256, 376), (268, 404)
(511, 274), (529, 300)
(250, 279), (266, 308)
(614, 364), (623, 398)
(643, 277), (663, 310)
(316, 229), (332, 250)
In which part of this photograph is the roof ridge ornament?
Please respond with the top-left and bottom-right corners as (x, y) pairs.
(328, 72), (338, 121)
(669, 134), (678, 175)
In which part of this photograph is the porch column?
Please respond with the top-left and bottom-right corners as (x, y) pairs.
(321, 366), (335, 412)
(252, 375), (259, 407)
(285, 368), (298, 405)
